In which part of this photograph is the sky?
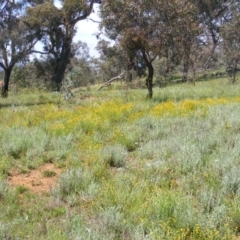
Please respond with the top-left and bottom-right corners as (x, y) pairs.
(73, 14), (101, 58)
(54, 1), (103, 58)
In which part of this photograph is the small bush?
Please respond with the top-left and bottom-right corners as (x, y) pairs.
(42, 170), (56, 178)
(0, 181), (10, 201)
(15, 185), (29, 194)
(53, 168), (93, 198)
(101, 144), (128, 168)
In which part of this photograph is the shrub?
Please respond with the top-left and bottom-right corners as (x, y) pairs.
(42, 170), (57, 178)
(53, 168), (94, 199)
(101, 144), (128, 168)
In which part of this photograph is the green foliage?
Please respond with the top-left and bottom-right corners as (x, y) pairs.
(54, 168), (95, 200)
(0, 181), (11, 202)
(42, 170), (57, 178)
(15, 185), (29, 194)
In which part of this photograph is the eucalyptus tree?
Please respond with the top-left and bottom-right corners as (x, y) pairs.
(33, 40), (92, 87)
(26, 0), (102, 91)
(192, 0), (234, 70)
(100, 0), (199, 97)
(172, 2), (199, 82)
(67, 40), (96, 87)
(220, 5), (240, 83)
(96, 40), (130, 81)
(101, 0), (165, 98)
(0, 0), (39, 97)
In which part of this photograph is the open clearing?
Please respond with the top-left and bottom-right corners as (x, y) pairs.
(8, 164), (63, 194)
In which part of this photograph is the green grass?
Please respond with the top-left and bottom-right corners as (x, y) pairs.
(1, 77), (240, 239)
(42, 170), (57, 178)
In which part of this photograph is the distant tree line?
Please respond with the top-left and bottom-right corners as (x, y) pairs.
(1, 0), (240, 98)
(100, 0), (240, 97)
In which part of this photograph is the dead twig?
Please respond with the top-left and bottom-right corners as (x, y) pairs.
(98, 71), (125, 90)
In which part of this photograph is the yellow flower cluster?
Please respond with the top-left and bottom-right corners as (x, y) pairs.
(150, 100), (177, 116)
(2, 96), (240, 133)
(40, 100), (134, 134)
(150, 97), (240, 117)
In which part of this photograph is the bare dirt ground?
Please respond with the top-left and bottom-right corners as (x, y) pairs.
(8, 163), (63, 194)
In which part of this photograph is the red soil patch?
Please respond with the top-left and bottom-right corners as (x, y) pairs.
(8, 164), (63, 195)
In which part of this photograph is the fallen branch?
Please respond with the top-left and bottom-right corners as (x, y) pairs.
(98, 71), (125, 90)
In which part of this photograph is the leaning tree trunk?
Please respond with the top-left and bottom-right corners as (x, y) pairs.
(204, 42), (217, 70)
(1, 67), (12, 98)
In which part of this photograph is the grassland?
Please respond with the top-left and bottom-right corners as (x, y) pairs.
(1, 78), (240, 239)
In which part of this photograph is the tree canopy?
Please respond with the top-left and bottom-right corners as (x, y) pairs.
(100, 0), (200, 97)
(26, 0), (101, 90)
(0, 0), (39, 96)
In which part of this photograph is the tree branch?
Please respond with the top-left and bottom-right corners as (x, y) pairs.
(98, 71), (125, 90)
(87, 17), (101, 23)
(73, 0), (95, 24)
(31, 50), (49, 55)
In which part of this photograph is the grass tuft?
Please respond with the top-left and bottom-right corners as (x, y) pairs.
(101, 144), (128, 168)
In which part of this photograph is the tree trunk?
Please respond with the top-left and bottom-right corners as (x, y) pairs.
(182, 61), (189, 82)
(232, 60), (237, 84)
(127, 60), (135, 82)
(204, 43), (217, 70)
(142, 50), (154, 98)
(127, 71), (132, 82)
(1, 68), (12, 98)
(145, 62), (154, 98)
(182, 40), (192, 82)
(51, 41), (71, 91)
